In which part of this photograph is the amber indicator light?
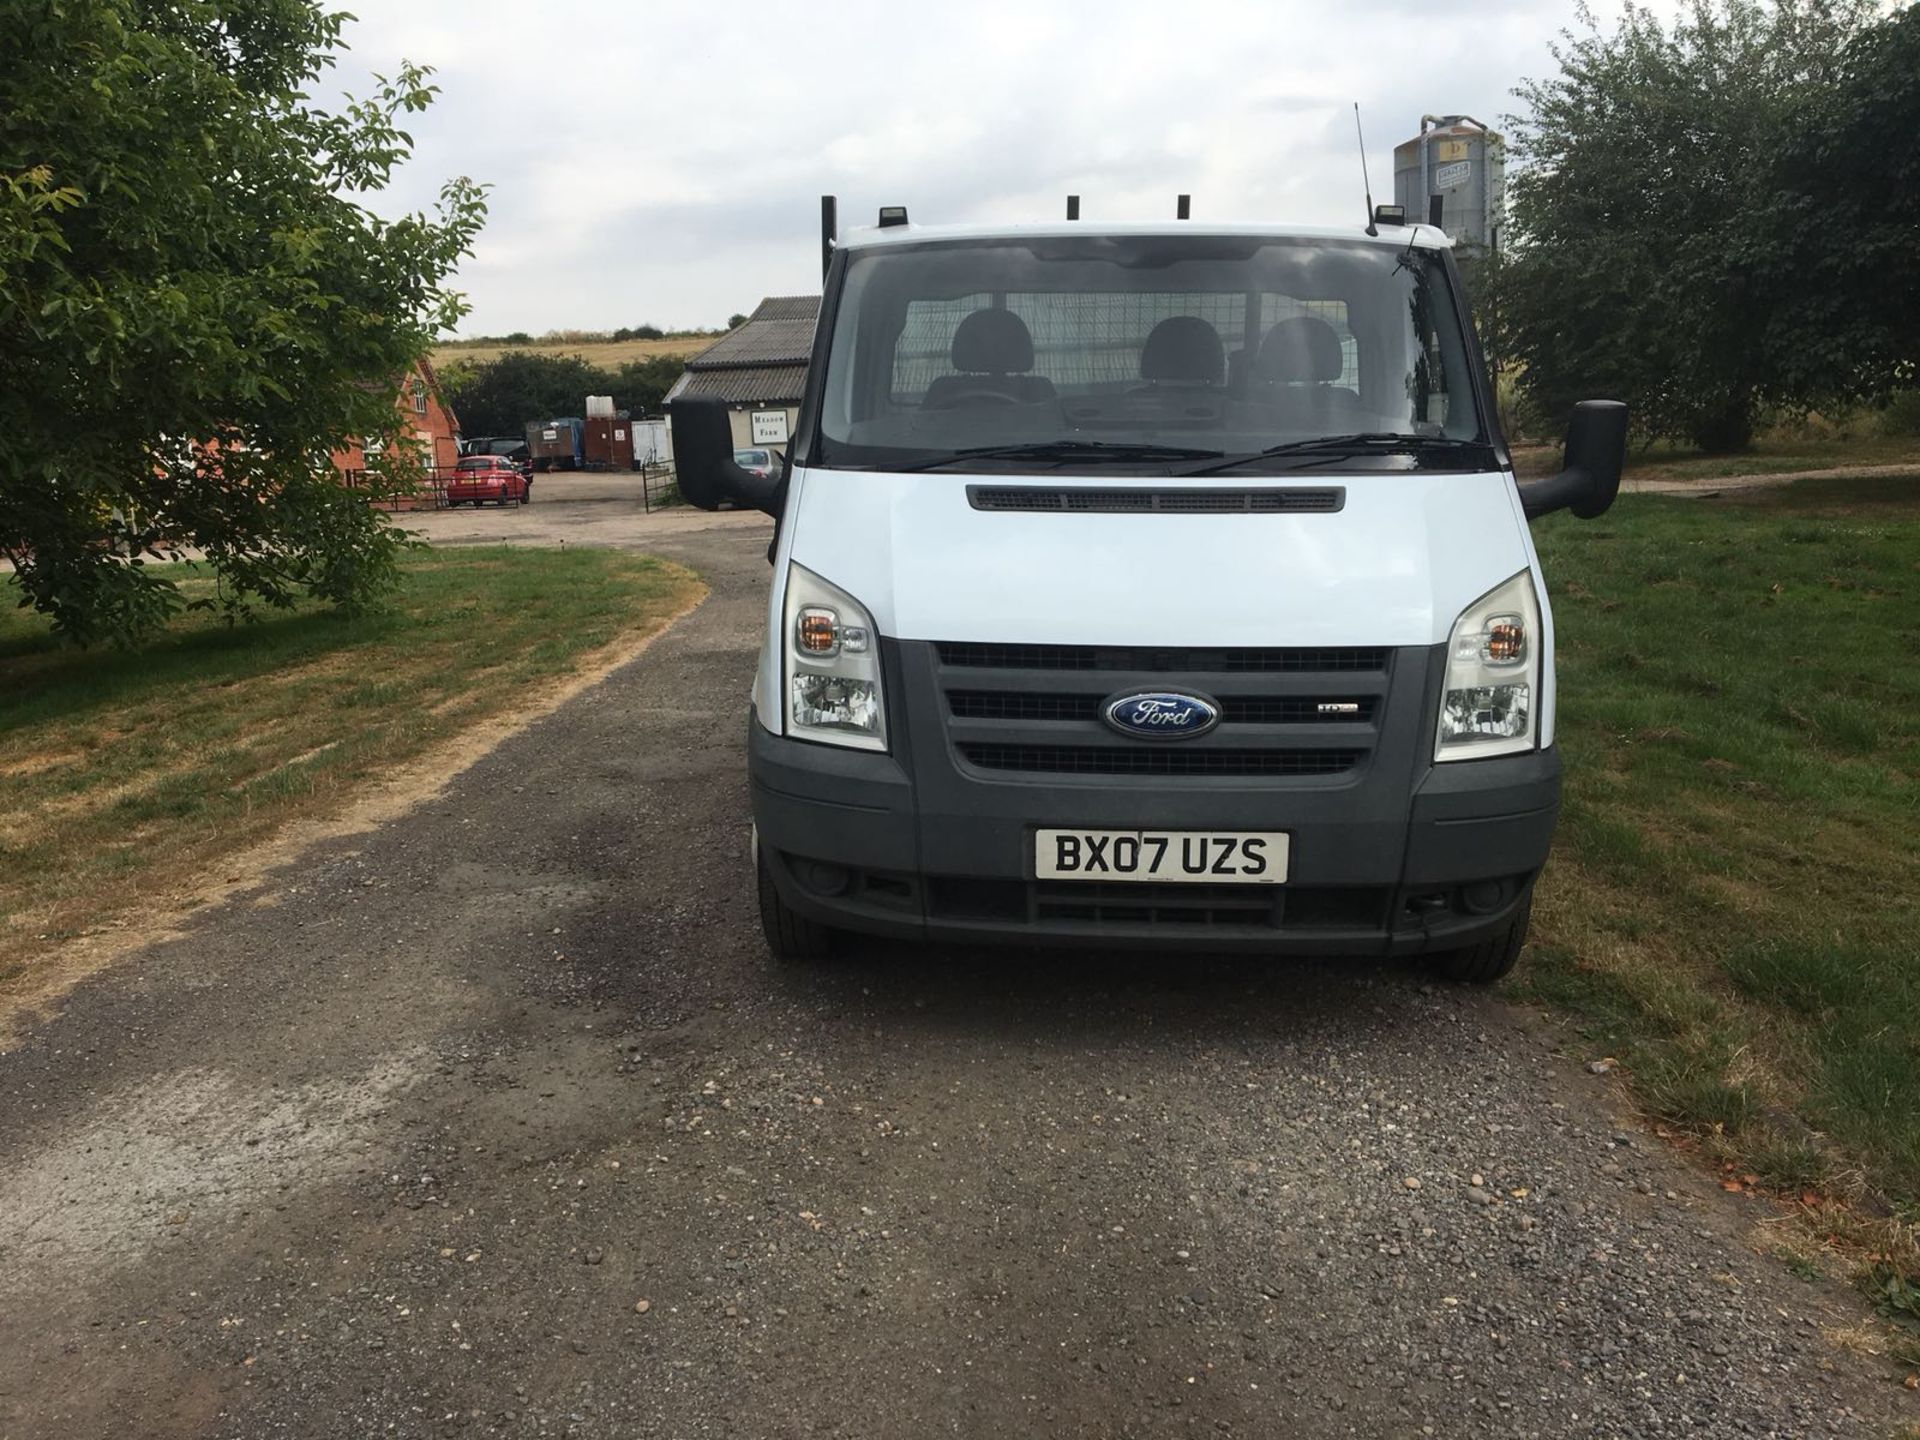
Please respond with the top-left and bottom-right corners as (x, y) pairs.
(798, 609), (837, 653)
(1486, 618), (1525, 663)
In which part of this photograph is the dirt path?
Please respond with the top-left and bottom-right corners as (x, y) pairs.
(1623, 461), (1918, 495)
(1, 522), (1911, 1439)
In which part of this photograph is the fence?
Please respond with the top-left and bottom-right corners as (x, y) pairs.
(339, 465), (463, 511)
(637, 460), (681, 513)
(339, 463), (687, 514)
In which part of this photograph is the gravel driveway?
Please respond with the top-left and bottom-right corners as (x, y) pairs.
(1, 515), (1910, 1439)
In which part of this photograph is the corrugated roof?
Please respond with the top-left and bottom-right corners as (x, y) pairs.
(685, 295), (819, 371)
(665, 364), (809, 405)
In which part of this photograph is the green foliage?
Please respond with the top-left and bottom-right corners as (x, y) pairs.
(440, 351), (683, 436)
(1761, 4), (1920, 405)
(610, 323), (665, 342)
(1878, 392), (1920, 438)
(727, 312), (749, 330)
(0, 1), (487, 645)
(1498, 0), (1887, 452)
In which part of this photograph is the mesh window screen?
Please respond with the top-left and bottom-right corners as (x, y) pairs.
(1260, 296), (1359, 389)
(891, 293), (1359, 400)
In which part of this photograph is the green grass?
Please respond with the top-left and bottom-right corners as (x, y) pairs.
(1525, 475), (1920, 1211)
(0, 546), (701, 996)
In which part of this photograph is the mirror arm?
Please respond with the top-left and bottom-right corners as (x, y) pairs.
(1517, 468), (1590, 521)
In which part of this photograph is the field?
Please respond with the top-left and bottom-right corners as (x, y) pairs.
(0, 547), (701, 1011)
(1530, 475), (1920, 1313)
(431, 334), (712, 369)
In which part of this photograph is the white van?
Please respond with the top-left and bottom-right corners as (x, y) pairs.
(672, 203), (1624, 981)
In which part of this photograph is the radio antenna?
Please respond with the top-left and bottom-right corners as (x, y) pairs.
(1354, 103), (1378, 236)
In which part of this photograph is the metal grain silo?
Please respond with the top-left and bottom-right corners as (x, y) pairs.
(1392, 115), (1506, 253)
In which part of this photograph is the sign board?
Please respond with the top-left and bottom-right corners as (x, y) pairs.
(751, 410), (791, 446)
(1433, 160), (1472, 191)
(1435, 138), (1470, 162)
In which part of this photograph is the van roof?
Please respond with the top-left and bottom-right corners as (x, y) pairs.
(836, 220), (1454, 251)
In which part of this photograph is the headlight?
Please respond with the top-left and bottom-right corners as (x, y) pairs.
(1435, 570), (1540, 762)
(783, 562), (886, 751)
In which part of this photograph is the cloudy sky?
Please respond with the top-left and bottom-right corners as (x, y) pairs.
(327, 0), (1621, 336)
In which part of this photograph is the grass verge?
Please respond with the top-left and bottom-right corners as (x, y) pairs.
(0, 545), (702, 1007)
(1526, 474), (1920, 1348)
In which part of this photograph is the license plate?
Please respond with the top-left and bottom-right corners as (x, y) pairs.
(1035, 829), (1289, 884)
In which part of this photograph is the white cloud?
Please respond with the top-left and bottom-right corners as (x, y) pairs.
(326, 0), (1618, 335)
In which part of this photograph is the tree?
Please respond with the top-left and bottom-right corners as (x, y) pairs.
(438, 352), (612, 437)
(0, 1), (486, 644)
(727, 313), (748, 330)
(439, 351), (689, 435)
(1498, 0), (1876, 451)
(612, 356), (684, 415)
(1756, 3), (1920, 405)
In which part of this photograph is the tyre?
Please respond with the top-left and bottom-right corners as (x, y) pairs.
(757, 848), (838, 962)
(1433, 890), (1532, 984)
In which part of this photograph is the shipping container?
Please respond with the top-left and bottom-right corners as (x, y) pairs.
(631, 417), (673, 468)
(525, 417), (585, 472)
(584, 416), (636, 470)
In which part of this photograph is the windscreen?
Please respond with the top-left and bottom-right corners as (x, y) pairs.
(813, 235), (1488, 473)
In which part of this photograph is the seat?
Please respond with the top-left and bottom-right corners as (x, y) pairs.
(922, 309), (1056, 409)
(1255, 315), (1345, 386)
(1251, 315), (1357, 428)
(1137, 316), (1225, 386)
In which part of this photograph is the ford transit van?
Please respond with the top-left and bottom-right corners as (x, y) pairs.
(672, 205), (1625, 980)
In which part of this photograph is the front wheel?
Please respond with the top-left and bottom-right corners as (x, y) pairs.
(757, 848), (838, 963)
(1432, 891), (1532, 984)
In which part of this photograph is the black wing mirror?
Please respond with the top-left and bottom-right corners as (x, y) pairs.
(1518, 400), (1627, 521)
(667, 396), (780, 514)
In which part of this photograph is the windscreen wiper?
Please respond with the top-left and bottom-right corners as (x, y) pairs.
(1178, 433), (1486, 476)
(891, 439), (1226, 473)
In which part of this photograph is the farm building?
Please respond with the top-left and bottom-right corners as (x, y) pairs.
(664, 296), (819, 451)
(331, 358), (462, 508)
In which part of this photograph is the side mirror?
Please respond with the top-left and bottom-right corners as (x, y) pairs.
(667, 397), (780, 514)
(1518, 400), (1627, 521)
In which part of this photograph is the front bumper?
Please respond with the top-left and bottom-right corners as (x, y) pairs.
(749, 716), (1558, 956)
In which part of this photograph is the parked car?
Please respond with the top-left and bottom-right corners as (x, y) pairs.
(463, 435), (534, 472)
(733, 448), (781, 482)
(446, 455), (530, 507)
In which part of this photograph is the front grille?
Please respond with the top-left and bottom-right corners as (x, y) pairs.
(931, 638), (1393, 783)
(926, 877), (1390, 931)
(947, 690), (1378, 725)
(959, 744), (1362, 777)
(968, 486), (1345, 515)
(936, 642), (1390, 674)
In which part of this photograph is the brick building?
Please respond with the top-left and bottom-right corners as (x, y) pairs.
(331, 358), (461, 507)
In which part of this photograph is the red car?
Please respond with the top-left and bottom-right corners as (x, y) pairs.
(446, 455), (530, 507)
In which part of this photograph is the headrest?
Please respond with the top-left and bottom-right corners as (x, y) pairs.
(951, 308), (1035, 374)
(1139, 317), (1225, 385)
(1256, 316), (1344, 384)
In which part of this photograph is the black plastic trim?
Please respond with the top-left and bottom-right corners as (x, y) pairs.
(966, 485), (1346, 515)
